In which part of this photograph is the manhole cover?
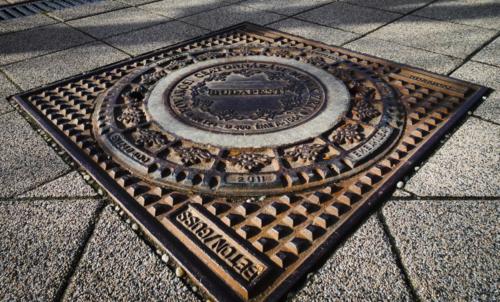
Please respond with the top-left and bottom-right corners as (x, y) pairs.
(12, 23), (489, 302)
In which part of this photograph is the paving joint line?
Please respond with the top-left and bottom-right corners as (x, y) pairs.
(53, 200), (108, 302)
(46, 0), (131, 22)
(376, 211), (421, 302)
(471, 115), (499, 126)
(447, 31), (500, 76)
(334, 0), (440, 50)
(5, 169), (76, 199)
(2, 195), (103, 202)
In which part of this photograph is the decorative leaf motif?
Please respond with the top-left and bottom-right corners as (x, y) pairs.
(116, 105), (145, 128)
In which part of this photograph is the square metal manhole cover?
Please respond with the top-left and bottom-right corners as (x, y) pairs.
(12, 23), (489, 301)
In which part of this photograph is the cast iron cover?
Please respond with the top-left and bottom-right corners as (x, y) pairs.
(12, 23), (489, 302)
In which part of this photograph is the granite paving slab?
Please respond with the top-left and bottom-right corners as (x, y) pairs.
(296, 2), (402, 34)
(105, 20), (206, 55)
(47, 0), (130, 21)
(139, 0), (232, 19)
(242, 0), (332, 16)
(2, 41), (129, 90)
(0, 14), (58, 35)
(63, 206), (199, 302)
(415, 0), (500, 30)
(382, 199), (500, 301)
(0, 198), (103, 301)
(451, 61), (499, 123)
(346, 0), (433, 14)
(18, 171), (97, 198)
(345, 36), (461, 74)
(0, 72), (18, 115)
(268, 18), (359, 46)
(180, 4), (283, 30)
(0, 112), (70, 198)
(292, 215), (411, 301)
(67, 7), (170, 39)
(0, 23), (94, 66)
(405, 117), (499, 197)
(368, 15), (497, 58)
(471, 36), (500, 67)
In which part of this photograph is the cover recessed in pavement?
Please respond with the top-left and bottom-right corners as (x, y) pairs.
(12, 23), (489, 302)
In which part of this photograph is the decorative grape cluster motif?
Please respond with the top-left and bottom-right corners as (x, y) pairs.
(175, 146), (212, 166)
(330, 124), (364, 145)
(227, 153), (272, 172)
(352, 101), (380, 121)
(285, 144), (326, 162)
(117, 105), (145, 128)
(134, 128), (167, 148)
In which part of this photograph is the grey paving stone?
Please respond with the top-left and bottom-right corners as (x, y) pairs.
(415, 0), (500, 30)
(292, 215), (411, 301)
(242, 0), (332, 16)
(0, 23), (94, 66)
(0, 72), (18, 115)
(405, 117), (499, 197)
(345, 36), (462, 74)
(368, 15), (497, 58)
(296, 2), (402, 34)
(3, 41), (129, 90)
(139, 0), (231, 19)
(67, 7), (170, 39)
(63, 206), (199, 302)
(18, 171), (97, 198)
(0, 112), (71, 198)
(0, 14), (58, 35)
(47, 0), (130, 21)
(383, 199), (500, 301)
(451, 61), (499, 123)
(0, 198), (102, 301)
(105, 20), (206, 56)
(268, 18), (359, 46)
(472, 36), (500, 67)
(346, 0), (432, 13)
(181, 4), (283, 31)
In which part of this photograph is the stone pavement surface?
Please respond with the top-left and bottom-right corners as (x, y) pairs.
(0, 0), (498, 301)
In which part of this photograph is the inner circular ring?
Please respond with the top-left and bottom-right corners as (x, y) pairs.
(147, 55), (350, 148)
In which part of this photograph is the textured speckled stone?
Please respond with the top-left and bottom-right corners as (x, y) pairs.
(0, 14), (58, 35)
(0, 23), (94, 66)
(368, 15), (497, 58)
(47, 0), (129, 21)
(451, 61), (499, 123)
(67, 7), (170, 39)
(347, 0), (432, 13)
(0, 112), (70, 198)
(268, 18), (359, 46)
(406, 117), (499, 197)
(345, 36), (461, 74)
(383, 199), (500, 301)
(139, 0), (232, 19)
(3, 41), (129, 90)
(472, 36), (500, 67)
(18, 171), (97, 198)
(181, 4), (283, 30)
(242, 0), (332, 16)
(105, 20), (206, 56)
(415, 0), (500, 30)
(63, 206), (199, 302)
(0, 198), (102, 301)
(0, 72), (17, 115)
(296, 2), (402, 34)
(292, 215), (411, 301)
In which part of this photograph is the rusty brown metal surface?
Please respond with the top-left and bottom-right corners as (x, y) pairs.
(11, 23), (489, 302)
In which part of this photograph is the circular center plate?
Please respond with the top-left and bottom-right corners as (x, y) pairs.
(147, 56), (350, 148)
